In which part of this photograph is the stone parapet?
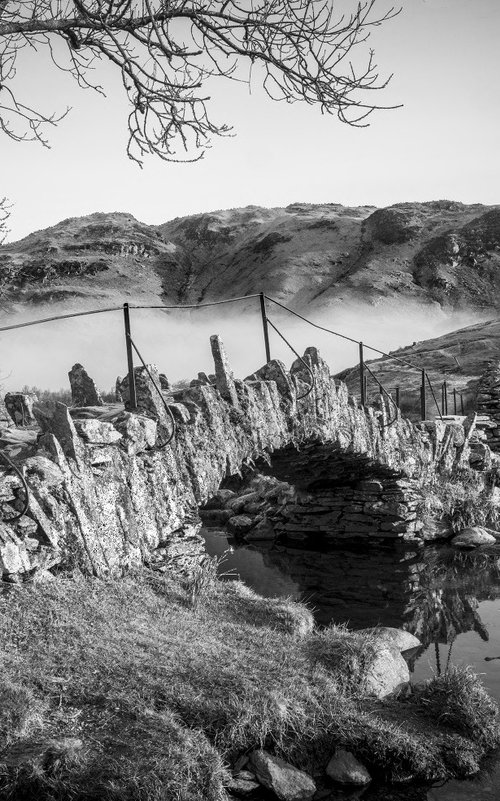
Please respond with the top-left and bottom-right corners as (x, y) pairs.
(0, 340), (487, 581)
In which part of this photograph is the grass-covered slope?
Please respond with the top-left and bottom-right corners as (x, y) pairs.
(0, 569), (498, 800)
(336, 318), (500, 418)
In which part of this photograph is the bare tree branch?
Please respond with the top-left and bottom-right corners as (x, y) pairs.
(0, 196), (10, 244)
(0, 1), (401, 163)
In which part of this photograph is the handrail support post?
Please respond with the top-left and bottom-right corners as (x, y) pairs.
(123, 302), (137, 410)
(359, 342), (366, 407)
(259, 293), (271, 363)
(420, 369), (427, 421)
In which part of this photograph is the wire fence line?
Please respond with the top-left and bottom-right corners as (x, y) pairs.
(0, 291), (467, 421)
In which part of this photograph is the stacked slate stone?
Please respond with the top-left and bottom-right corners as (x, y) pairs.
(475, 360), (500, 452)
(273, 477), (423, 542)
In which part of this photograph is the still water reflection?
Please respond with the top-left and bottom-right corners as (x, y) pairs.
(202, 528), (500, 801)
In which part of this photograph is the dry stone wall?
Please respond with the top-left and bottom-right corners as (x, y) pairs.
(475, 360), (500, 451)
(0, 338), (486, 581)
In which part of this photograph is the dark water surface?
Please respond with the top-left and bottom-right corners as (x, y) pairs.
(202, 528), (500, 801)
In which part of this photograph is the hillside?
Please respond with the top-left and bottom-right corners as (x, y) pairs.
(336, 318), (500, 418)
(2, 200), (500, 313)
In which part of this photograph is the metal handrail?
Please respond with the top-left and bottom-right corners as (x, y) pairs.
(265, 317), (315, 401)
(0, 291), (452, 424)
(264, 294), (444, 420)
(126, 335), (177, 450)
(364, 362), (398, 428)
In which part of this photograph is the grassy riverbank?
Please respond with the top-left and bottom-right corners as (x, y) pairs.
(0, 566), (499, 800)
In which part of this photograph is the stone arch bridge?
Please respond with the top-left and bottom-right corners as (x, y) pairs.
(0, 337), (483, 579)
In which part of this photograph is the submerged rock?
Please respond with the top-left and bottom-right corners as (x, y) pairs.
(249, 750), (316, 801)
(243, 519), (276, 541)
(326, 748), (371, 785)
(227, 515), (255, 535)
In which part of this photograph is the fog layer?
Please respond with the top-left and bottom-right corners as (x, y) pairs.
(0, 300), (487, 394)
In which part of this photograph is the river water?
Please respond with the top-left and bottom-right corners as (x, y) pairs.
(202, 528), (500, 800)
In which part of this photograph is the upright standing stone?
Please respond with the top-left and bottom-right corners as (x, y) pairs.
(210, 335), (239, 407)
(159, 373), (171, 393)
(0, 394), (11, 426)
(120, 364), (168, 423)
(115, 376), (123, 402)
(68, 364), (103, 407)
(4, 393), (38, 426)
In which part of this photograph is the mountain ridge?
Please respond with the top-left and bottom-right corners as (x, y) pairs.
(2, 200), (500, 314)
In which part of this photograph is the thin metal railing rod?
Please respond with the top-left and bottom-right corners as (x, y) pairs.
(130, 293), (261, 310)
(426, 373), (444, 420)
(126, 335), (177, 449)
(364, 362), (398, 427)
(264, 295), (437, 374)
(0, 305), (122, 333)
(265, 317), (314, 400)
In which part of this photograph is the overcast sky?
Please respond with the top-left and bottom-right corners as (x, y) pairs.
(2, 0), (500, 242)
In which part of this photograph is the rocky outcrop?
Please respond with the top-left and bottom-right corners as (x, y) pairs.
(363, 206), (423, 245)
(413, 208), (500, 308)
(0, 340), (491, 581)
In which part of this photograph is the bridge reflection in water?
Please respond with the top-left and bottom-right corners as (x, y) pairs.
(203, 528), (500, 800)
(202, 528), (500, 683)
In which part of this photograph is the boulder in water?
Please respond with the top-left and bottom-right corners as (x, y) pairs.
(452, 527), (497, 548)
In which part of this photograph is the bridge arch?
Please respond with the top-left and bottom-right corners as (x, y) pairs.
(254, 441), (421, 541)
